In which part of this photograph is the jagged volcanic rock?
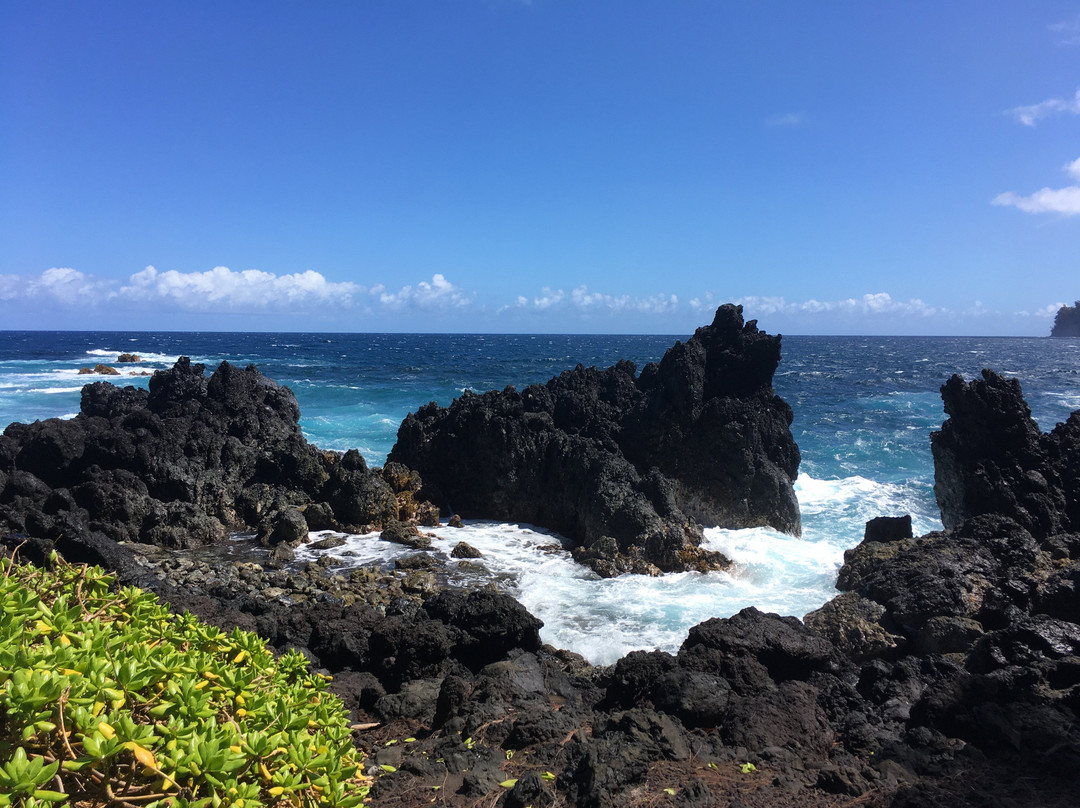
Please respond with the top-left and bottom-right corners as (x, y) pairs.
(811, 369), (1080, 805)
(0, 357), (427, 568)
(389, 304), (800, 574)
(931, 369), (1076, 536)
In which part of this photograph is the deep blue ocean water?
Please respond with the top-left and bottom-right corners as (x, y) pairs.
(2, 330), (1079, 663)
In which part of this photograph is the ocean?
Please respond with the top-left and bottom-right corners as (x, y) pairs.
(2, 330), (1079, 665)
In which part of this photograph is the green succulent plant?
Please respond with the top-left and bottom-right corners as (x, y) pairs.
(0, 552), (370, 808)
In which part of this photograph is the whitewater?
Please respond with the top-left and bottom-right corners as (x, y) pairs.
(2, 330), (1079, 664)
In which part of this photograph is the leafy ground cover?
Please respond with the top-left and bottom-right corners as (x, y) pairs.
(0, 551), (370, 808)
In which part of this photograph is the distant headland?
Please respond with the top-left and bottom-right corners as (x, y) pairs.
(1051, 301), (1080, 337)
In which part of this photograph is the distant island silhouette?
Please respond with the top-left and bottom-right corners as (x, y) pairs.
(1051, 301), (1080, 337)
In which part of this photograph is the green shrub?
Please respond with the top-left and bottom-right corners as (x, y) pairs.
(0, 552), (370, 808)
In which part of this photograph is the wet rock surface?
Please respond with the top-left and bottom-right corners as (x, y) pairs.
(390, 304), (800, 574)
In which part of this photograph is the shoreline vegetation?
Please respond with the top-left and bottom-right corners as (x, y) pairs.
(1, 552), (370, 808)
(2, 306), (1080, 807)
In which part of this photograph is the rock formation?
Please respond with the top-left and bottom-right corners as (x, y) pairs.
(1050, 300), (1080, 337)
(931, 369), (1078, 536)
(390, 304), (800, 575)
(0, 357), (431, 569)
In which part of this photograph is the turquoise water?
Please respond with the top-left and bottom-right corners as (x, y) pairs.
(2, 330), (1079, 663)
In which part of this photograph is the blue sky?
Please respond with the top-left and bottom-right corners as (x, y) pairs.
(2, 1), (1079, 335)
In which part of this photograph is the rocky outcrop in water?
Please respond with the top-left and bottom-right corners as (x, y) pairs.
(389, 304), (800, 575)
(931, 369), (1079, 536)
(0, 357), (431, 569)
(1051, 301), (1080, 337)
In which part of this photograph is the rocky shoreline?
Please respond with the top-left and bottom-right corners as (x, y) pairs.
(3, 310), (1080, 806)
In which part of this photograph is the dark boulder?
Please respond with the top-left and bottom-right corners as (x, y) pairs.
(423, 589), (543, 670)
(650, 668), (731, 728)
(390, 305), (800, 573)
(864, 514), (913, 542)
(379, 520), (431, 549)
(679, 607), (839, 690)
(450, 541), (482, 558)
(259, 507), (309, 547)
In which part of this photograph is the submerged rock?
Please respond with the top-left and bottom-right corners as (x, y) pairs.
(390, 304), (800, 573)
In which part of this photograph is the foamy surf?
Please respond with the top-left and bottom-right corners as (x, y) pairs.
(292, 472), (923, 665)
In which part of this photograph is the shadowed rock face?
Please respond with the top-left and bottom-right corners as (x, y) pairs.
(389, 304), (800, 574)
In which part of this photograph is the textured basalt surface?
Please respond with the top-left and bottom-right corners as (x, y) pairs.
(390, 304), (801, 575)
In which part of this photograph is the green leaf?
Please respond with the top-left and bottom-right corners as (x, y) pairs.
(31, 790), (70, 802)
(499, 779), (518, 788)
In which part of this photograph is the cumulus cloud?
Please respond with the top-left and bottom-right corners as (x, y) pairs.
(1030, 302), (1067, 319)
(0, 267), (114, 305)
(1007, 88), (1080, 126)
(509, 285), (679, 315)
(993, 157), (1080, 216)
(118, 265), (364, 309)
(377, 273), (472, 310)
(0, 266), (478, 315)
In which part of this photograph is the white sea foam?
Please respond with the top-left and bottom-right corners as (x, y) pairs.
(292, 471), (927, 665)
(84, 348), (179, 364)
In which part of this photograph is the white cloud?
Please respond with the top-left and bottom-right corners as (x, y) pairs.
(1033, 302), (1066, 318)
(1051, 14), (1080, 45)
(528, 288), (566, 310)
(510, 285), (679, 315)
(993, 157), (1080, 216)
(993, 187), (1080, 215)
(1007, 88), (1080, 126)
(28, 267), (113, 305)
(118, 265), (364, 309)
(0, 266), (479, 315)
(733, 292), (940, 318)
(377, 273), (472, 310)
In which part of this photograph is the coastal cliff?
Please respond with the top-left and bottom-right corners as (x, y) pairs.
(1050, 300), (1080, 337)
(389, 304), (800, 575)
